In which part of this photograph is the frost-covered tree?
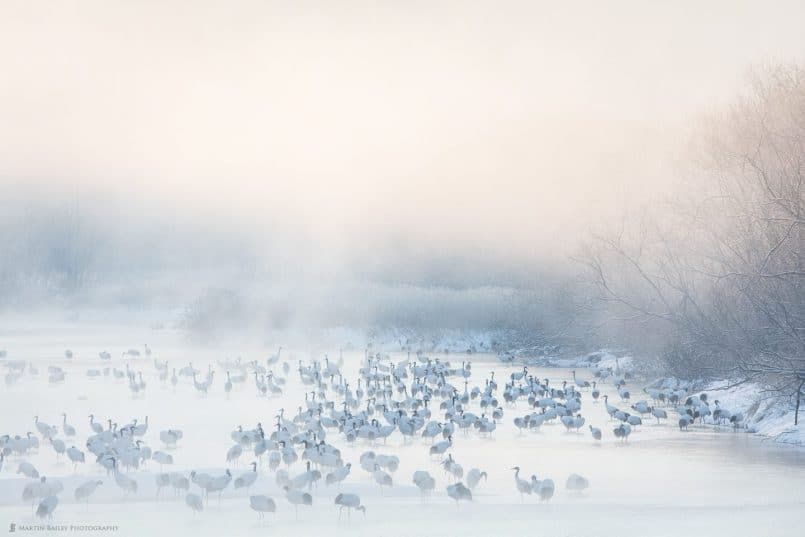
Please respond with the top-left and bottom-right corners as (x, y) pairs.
(581, 63), (805, 423)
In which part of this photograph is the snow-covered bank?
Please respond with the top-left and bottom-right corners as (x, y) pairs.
(692, 380), (805, 446)
(499, 346), (804, 448)
(637, 377), (805, 447)
(496, 342), (804, 448)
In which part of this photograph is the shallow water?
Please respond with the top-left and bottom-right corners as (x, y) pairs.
(0, 322), (803, 537)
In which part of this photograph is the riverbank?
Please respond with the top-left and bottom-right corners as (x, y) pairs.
(691, 380), (805, 446)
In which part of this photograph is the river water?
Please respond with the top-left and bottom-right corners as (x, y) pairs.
(0, 322), (803, 536)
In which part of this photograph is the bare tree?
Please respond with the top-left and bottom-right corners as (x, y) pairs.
(580, 63), (805, 423)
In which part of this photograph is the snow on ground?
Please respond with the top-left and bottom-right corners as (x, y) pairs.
(691, 380), (805, 446)
(515, 347), (801, 448)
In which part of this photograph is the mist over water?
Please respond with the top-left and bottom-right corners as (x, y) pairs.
(2, 1), (805, 340)
(2, 5), (805, 537)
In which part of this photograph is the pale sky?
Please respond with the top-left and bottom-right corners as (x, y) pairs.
(2, 1), (804, 266)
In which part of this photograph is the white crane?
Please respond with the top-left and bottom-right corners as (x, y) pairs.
(160, 429), (183, 448)
(325, 463), (351, 487)
(61, 414), (75, 437)
(66, 446), (85, 469)
(536, 477), (555, 502)
(99, 455), (116, 474)
(34, 416), (56, 439)
(614, 423), (632, 441)
(234, 462), (258, 492)
(250, 495), (276, 519)
(284, 486), (312, 519)
(626, 414), (642, 427)
(170, 473), (190, 496)
(651, 407), (668, 423)
(429, 435), (452, 457)
(36, 495), (58, 520)
(185, 492), (203, 514)
(631, 400), (651, 416)
(268, 347), (283, 365)
(51, 438), (66, 460)
(132, 416), (148, 437)
(268, 450), (281, 471)
(226, 443), (243, 465)
(421, 421), (442, 442)
(466, 468), (487, 490)
(571, 370), (590, 388)
(89, 415), (104, 434)
(442, 455), (463, 482)
(25, 433), (40, 451)
(17, 461), (39, 479)
(74, 480), (103, 505)
(374, 454), (399, 473)
(40, 477), (63, 497)
(156, 473), (171, 497)
(566, 473), (590, 492)
(372, 464), (393, 494)
(205, 470), (232, 503)
(191, 471), (213, 494)
(412, 470), (435, 502)
(152, 451), (173, 468)
(446, 482), (472, 506)
(603, 395), (618, 419)
(289, 461), (316, 490)
(23, 477), (51, 508)
(114, 464), (138, 498)
(511, 467), (532, 502)
(334, 492), (366, 520)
